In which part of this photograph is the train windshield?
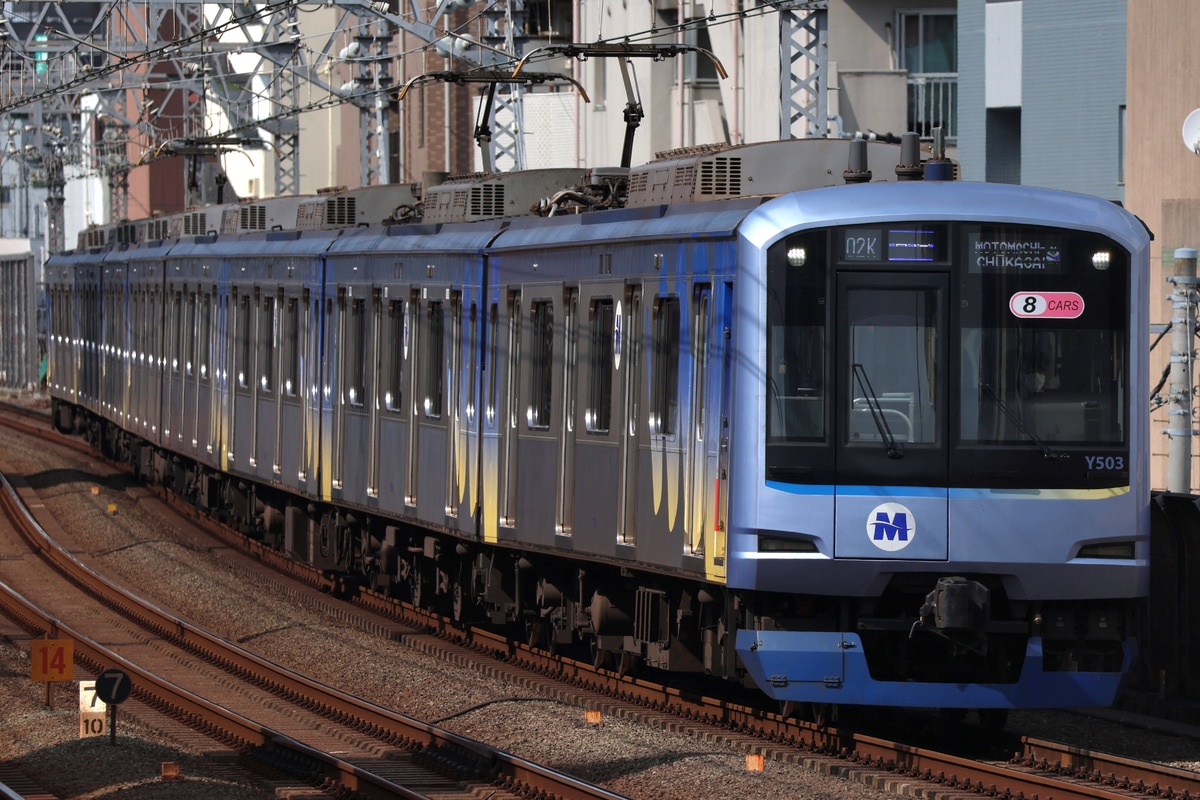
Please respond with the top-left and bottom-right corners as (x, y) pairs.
(765, 222), (1130, 490)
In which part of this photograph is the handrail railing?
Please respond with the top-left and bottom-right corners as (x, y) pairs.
(907, 73), (957, 141)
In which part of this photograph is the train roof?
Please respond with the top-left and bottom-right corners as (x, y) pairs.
(491, 197), (764, 249)
(167, 228), (343, 259)
(624, 138), (913, 206)
(739, 180), (1152, 252)
(325, 219), (507, 256)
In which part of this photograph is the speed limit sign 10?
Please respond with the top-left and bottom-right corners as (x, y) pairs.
(79, 680), (107, 738)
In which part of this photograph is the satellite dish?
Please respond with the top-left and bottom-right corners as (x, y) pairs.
(1183, 108), (1200, 155)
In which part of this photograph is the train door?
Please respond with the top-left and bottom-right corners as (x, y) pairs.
(711, 282), (733, 580)
(277, 290), (303, 487)
(685, 284), (710, 558)
(833, 271), (949, 560)
(412, 286), (451, 524)
(446, 290), (462, 518)
(687, 283), (727, 580)
(368, 290), (383, 499)
(558, 287), (579, 535)
(617, 285), (642, 546)
(197, 287), (214, 458)
(210, 288), (226, 459)
(164, 286), (181, 443)
(404, 289), (420, 508)
(499, 289), (520, 528)
(229, 289), (251, 469)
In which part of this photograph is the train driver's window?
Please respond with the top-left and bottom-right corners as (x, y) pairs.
(765, 233), (825, 443)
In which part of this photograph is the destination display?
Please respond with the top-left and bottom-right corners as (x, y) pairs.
(841, 225), (947, 263)
(968, 228), (1065, 274)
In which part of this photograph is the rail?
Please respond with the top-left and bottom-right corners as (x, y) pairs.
(0, 460), (629, 800)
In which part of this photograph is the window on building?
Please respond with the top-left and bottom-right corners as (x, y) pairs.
(897, 11), (957, 140)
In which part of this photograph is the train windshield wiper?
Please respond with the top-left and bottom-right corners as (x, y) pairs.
(980, 383), (1067, 460)
(852, 363), (903, 459)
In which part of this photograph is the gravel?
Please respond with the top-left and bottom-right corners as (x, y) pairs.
(2, 394), (1199, 799)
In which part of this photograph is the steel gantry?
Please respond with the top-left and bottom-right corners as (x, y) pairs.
(779, 0), (828, 140)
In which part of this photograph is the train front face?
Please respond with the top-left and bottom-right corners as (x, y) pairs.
(730, 181), (1151, 709)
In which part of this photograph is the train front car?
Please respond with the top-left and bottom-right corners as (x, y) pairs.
(731, 180), (1150, 712)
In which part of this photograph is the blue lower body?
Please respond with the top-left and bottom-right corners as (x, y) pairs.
(735, 630), (1133, 708)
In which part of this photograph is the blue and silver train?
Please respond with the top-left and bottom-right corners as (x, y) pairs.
(45, 136), (1150, 721)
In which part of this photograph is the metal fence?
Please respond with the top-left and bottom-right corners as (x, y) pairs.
(0, 251), (38, 389)
(907, 73), (957, 142)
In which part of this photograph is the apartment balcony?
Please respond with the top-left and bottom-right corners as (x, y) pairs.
(907, 73), (957, 142)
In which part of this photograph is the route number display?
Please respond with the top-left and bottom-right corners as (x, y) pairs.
(30, 639), (74, 682)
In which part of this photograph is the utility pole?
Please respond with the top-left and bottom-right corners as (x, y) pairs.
(1167, 247), (1198, 493)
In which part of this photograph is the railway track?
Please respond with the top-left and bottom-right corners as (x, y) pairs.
(0, 424), (630, 800)
(1, 398), (1198, 800)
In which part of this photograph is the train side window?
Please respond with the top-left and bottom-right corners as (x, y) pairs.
(467, 302), (478, 423)
(198, 291), (211, 382)
(693, 286), (710, 439)
(185, 291), (197, 377)
(283, 296), (299, 397)
(650, 296), (680, 436)
(235, 293), (250, 389)
(486, 302), (498, 425)
(528, 300), (553, 430)
(342, 295), (366, 407)
(508, 297), (521, 430)
(586, 298), (614, 434)
(423, 301), (444, 418)
(170, 291), (182, 374)
(385, 299), (404, 412)
(259, 292), (275, 393)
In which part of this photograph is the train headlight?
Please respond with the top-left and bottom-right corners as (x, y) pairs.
(1092, 251), (1111, 270)
(787, 247), (807, 267)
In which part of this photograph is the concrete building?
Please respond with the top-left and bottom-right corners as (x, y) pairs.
(956, 0), (1127, 202)
(1125, 0), (1200, 493)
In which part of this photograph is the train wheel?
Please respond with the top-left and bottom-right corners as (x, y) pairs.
(409, 571), (425, 610)
(591, 644), (609, 670)
(526, 619), (545, 650)
(616, 651), (637, 678)
(450, 580), (465, 622)
(977, 708), (1008, 733)
(937, 708), (968, 726)
(810, 703), (836, 727)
